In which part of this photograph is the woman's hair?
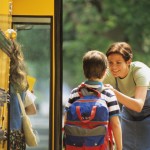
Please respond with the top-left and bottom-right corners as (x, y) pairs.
(106, 42), (133, 61)
(83, 50), (108, 79)
(10, 41), (28, 92)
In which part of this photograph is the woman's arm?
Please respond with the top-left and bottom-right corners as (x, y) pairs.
(25, 103), (37, 115)
(113, 86), (147, 112)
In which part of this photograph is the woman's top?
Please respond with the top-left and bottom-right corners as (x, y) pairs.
(10, 86), (25, 130)
(104, 61), (150, 120)
(66, 80), (120, 118)
(23, 90), (36, 107)
(10, 87), (36, 130)
(103, 61), (150, 97)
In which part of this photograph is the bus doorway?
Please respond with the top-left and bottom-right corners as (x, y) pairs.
(12, 16), (52, 150)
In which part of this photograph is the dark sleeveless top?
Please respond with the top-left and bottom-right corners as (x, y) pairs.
(10, 86), (25, 130)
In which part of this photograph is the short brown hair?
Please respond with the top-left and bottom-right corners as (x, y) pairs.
(83, 50), (108, 79)
(106, 42), (133, 61)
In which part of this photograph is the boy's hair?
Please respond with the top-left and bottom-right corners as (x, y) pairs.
(83, 50), (108, 79)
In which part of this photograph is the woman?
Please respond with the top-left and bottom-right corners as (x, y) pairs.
(7, 29), (37, 150)
(104, 42), (150, 150)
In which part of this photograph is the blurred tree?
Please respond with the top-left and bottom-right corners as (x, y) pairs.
(103, 0), (150, 51)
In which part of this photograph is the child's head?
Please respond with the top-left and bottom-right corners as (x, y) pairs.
(83, 50), (108, 80)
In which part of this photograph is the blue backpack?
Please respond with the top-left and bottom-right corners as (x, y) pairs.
(64, 84), (112, 150)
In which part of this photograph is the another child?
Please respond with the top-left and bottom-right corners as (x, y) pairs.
(64, 50), (122, 150)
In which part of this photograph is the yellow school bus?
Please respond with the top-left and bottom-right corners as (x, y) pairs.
(0, 0), (62, 150)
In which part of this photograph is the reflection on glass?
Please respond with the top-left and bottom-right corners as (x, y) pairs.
(13, 24), (50, 150)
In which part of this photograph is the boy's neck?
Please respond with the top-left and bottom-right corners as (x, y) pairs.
(88, 78), (103, 82)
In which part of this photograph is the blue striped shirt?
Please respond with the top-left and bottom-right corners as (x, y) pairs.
(66, 80), (120, 118)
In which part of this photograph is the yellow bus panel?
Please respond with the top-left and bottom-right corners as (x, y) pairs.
(12, 0), (54, 16)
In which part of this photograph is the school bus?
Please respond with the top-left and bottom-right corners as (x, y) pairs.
(0, 0), (62, 150)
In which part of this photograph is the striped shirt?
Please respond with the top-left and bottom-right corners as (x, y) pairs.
(66, 80), (120, 118)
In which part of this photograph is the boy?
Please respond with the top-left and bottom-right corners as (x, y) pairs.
(64, 50), (122, 150)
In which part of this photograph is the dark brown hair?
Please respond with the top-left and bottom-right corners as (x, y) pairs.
(83, 50), (108, 79)
(106, 42), (133, 61)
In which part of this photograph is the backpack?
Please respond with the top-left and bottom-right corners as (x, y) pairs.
(64, 84), (112, 150)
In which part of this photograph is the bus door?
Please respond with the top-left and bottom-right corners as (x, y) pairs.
(12, 16), (52, 150)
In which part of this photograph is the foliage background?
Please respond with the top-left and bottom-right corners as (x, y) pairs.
(63, 0), (150, 89)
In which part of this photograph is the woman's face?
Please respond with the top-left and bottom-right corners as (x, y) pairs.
(107, 53), (131, 78)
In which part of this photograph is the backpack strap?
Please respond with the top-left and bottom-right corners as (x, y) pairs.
(76, 105), (97, 123)
(108, 124), (113, 149)
(78, 83), (101, 98)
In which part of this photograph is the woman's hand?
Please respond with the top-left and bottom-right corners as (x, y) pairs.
(104, 84), (114, 91)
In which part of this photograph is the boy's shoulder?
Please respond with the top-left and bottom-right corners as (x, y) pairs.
(68, 82), (116, 104)
(101, 88), (116, 98)
(68, 86), (80, 104)
(70, 87), (78, 94)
